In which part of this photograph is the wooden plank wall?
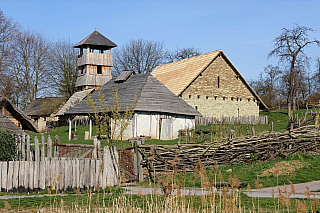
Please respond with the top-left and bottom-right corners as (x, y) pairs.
(0, 135), (119, 193)
(195, 115), (268, 126)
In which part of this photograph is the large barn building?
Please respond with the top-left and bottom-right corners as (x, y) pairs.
(151, 50), (267, 118)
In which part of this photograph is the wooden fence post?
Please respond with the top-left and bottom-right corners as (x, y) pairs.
(93, 137), (97, 159)
(34, 136), (39, 162)
(271, 122), (274, 132)
(69, 119), (72, 141)
(21, 135), (25, 161)
(0, 162), (7, 192)
(26, 135), (30, 161)
(47, 135), (52, 158)
(54, 135), (59, 157)
(41, 134), (45, 161)
(137, 139), (144, 182)
(252, 126), (255, 136)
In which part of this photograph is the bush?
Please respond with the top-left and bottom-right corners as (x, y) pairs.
(0, 130), (19, 161)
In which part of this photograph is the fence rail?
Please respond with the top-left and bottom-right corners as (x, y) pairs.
(195, 115), (268, 126)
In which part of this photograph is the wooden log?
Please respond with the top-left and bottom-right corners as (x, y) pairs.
(47, 135), (52, 158)
(90, 159), (95, 190)
(79, 159), (84, 191)
(29, 161), (34, 193)
(54, 135), (59, 157)
(24, 161), (29, 192)
(21, 134), (25, 161)
(96, 159), (102, 190)
(33, 161), (39, 193)
(34, 136), (39, 162)
(26, 135), (30, 161)
(41, 134), (45, 161)
(12, 161), (19, 193)
(7, 161), (14, 192)
(102, 147), (107, 189)
(93, 137), (97, 159)
(1, 162), (7, 192)
(84, 159), (90, 190)
(51, 160), (56, 190)
(39, 161), (45, 191)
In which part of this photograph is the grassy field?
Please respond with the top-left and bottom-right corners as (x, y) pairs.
(28, 108), (318, 147)
(140, 153), (320, 189)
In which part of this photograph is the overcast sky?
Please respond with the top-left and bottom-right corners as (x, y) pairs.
(1, 0), (320, 81)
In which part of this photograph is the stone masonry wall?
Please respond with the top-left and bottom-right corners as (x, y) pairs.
(181, 54), (259, 117)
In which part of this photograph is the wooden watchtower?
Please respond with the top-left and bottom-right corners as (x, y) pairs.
(74, 30), (117, 91)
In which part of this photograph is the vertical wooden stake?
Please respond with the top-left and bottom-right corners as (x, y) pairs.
(41, 134), (45, 161)
(210, 125), (213, 142)
(251, 126), (255, 136)
(89, 119), (92, 139)
(47, 135), (52, 158)
(69, 119), (72, 141)
(26, 135), (30, 161)
(34, 136), (39, 162)
(271, 121), (274, 132)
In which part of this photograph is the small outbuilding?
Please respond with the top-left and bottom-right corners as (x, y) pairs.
(65, 71), (201, 140)
(0, 96), (37, 133)
(24, 97), (65, 132)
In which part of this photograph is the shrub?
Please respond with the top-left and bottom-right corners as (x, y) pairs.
(0, 130), (19, 161)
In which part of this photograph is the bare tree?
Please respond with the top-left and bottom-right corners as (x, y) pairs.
(250, 65), (282, 108)
(9, 30), (53, 107)
(50, 39), (78, 99)
(268, 24), (320, 121)
(112, 39), (167, 76)
(167, 46), (201, 63)
(0, 10), (19, 99)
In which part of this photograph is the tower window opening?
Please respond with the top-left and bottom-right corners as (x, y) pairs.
(217, 76), (220, 88)
(97, 65), (102, 74)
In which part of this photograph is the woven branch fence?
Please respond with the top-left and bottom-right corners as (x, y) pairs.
(137, 124), (320, 177)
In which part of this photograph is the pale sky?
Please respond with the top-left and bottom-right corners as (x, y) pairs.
(1, 0), (320, 81)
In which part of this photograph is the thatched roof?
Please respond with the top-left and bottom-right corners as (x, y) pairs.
(65, 73), (201, 117)
(0, 112), (25, 135)
(0, 96), (37, 133)
(24, 97), (65, 117)
(151, 50), (268, 110)
(74, 30), (117, 50)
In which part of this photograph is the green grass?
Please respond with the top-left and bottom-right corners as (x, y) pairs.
(0, 188), (318, 212)
(140, 153), (320, 189)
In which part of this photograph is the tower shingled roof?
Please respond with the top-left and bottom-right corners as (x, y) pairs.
(74, 30), (117, 49)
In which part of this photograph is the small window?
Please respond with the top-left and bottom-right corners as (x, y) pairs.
(195, 106), (198, 110)
(97, 65), (102, 74)
(206, 96), (209, 99)
(217, 76), (220, 88)
(240, 98), (242, 101)
(236, 98), (239, 101)
(248, 98), (251, 102)
(189, 95), (191, 98)
(223, 97), (226, 100)
(231, 97), (234, 101)
(197, 95), (200, 99)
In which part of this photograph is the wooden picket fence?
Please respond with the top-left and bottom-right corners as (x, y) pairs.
(195, 115), (268, 125)
(0, 135), (120, 193)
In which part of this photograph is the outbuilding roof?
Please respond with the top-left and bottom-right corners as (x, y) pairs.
(0, 96), (37, 133)
(65, 73), (201, 117)
(24, 97), (65, 117)
(151, 50), (268, 109)
(0, 112), (26, 135)
(74, 30), (117, 50)
(55, 88), (95, 116)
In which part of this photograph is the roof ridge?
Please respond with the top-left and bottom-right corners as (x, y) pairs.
(155, 49), (222, 68)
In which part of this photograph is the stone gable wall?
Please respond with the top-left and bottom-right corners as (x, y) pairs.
(181, 55), (259, 117)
